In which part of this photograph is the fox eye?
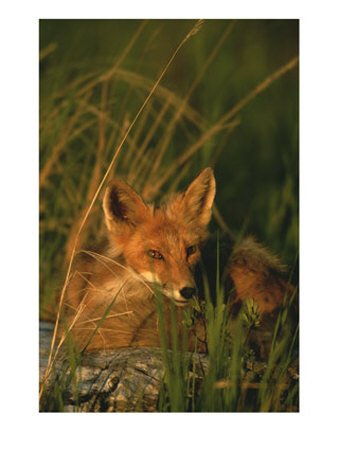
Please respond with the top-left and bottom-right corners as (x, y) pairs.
(186, 245), (197, 257)
(147, 249), (164, 260)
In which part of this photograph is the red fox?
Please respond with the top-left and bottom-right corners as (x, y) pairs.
(64, 168), (295, 353)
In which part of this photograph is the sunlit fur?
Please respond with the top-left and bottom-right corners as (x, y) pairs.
(65, 168), (215, 351)
(64, 168), (293, 352)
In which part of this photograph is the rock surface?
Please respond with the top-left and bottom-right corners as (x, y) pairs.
(39, 321), (208, 412)
(39, 321), (298, 412)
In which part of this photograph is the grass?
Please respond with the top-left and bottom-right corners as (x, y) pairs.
(39, 19), (299, 412)
(40, 256), (299, 412)
(153, 238), (298, 413)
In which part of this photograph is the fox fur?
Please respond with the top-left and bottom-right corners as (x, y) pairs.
(63, 168), (295, 354)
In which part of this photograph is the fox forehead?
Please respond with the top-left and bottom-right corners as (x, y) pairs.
(140, 208), (200, 247)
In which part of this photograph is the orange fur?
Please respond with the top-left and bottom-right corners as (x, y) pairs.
(230, 237), (292, 314)
(63, 168), (293, 353)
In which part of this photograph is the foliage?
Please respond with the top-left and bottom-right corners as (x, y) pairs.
(39, 19), (299, 412)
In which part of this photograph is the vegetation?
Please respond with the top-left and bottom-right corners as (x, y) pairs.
(39, 19), (299, 412)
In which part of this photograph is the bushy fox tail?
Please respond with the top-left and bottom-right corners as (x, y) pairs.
(196, 233), (295, 310)
(195, 232), (298, 355)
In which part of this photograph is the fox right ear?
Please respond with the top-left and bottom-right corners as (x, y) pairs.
(181, 167), (216, 229)
(103, 180), (149, 231)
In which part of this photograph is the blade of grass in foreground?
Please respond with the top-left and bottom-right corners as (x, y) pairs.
(154, 289), (188, 412)
(80, 283), (126, 354)
(39, 19), (205, 403)
(40, 283), (125, 411)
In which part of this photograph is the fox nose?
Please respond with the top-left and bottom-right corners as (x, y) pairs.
(180, 287), (196, 300)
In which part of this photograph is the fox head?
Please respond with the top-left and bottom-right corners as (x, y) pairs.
(103, 168), (216, 306)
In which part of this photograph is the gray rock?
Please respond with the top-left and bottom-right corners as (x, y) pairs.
(39, 321), (208, 412)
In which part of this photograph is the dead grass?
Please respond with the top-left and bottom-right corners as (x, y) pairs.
(39, 19), (206, 402)
(39, 20), (299, 408)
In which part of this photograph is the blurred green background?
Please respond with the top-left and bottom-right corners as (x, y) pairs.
(39, 19), (298, 312)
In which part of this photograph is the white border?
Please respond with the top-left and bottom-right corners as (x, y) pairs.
(2, 1), (338, 449)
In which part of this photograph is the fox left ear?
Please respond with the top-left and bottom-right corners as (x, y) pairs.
(103, 179), (149, 232)
(182, 167), (216, 228)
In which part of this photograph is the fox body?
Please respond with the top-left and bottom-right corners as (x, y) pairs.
(64, 168), (294, 353)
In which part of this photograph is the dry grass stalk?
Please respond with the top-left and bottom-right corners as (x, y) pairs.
(149, 118), (240, 196)
(116, 26), (163, 147)
(77, 310), (134, 325)
(212, 203), (232, 234)
(144, 20), (237, 192)
(41, 21), (146, 149)
(218, 55), (299, 128)
(39, 42), (58, 61)
(82, 249), (155, 294)
(39, 90), (92, 188)
(128, 101), (171, 186)
(113, 69), (205, 129)
(39, 19), (204, 402)
(87, 80), (109, 201)
(42, 71), (98, 124)
(76, 20), (148, 98)
(209, 117), (241, 167)
(39, 295), (88, 397)
(64, 82), (109, 260)
(149, 55), (299, 196)
(121, 100), (152, 171)
(214, 379), (289, 391)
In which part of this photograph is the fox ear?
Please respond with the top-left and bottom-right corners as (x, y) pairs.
(103, 180), (149, 231)
(182, 167), (216, 228)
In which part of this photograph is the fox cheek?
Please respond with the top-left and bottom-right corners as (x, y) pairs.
(139, 270), (162, 285)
